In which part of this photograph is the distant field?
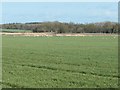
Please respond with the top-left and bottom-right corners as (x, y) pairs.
(2, 35), (118, 88)
(1, 29), (32, 33)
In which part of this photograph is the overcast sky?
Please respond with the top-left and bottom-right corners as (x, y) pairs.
(1, 2), (118, 24)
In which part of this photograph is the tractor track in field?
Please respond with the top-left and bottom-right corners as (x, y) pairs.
(20, 64), (119, 78)
(4, 62), (119, 79)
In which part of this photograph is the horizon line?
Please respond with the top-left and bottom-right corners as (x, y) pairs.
(0, 21), (118, 25)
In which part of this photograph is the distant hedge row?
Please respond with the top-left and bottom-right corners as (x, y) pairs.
(0, 21), (118, 33)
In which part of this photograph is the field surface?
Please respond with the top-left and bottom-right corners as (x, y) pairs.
(1, 29), (32, 33)
(2, 35), (118, 88)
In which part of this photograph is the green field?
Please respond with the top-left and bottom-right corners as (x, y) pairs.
(1, 29), (32, 33)
(2, 35), (118, 88)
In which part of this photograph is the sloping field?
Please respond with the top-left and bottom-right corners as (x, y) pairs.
(1, 29), (32, 33)
(2, 35), (118, 88)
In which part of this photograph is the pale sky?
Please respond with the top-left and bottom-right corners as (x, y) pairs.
(1, 0), (119, 2)
(1, 2), (118, 24)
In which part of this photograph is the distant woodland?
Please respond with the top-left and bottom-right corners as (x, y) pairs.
(0, 21), (118, 33)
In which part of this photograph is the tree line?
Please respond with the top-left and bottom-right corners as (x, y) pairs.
(0, 21), (118, 33)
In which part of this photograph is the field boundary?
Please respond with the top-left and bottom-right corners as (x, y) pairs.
(0, 32), (118, 37)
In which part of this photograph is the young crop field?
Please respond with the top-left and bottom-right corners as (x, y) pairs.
(1, 35), (118, 88)
(1, 29), (32, 33)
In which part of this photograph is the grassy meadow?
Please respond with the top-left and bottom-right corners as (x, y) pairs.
(2, 35), (118, 88)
